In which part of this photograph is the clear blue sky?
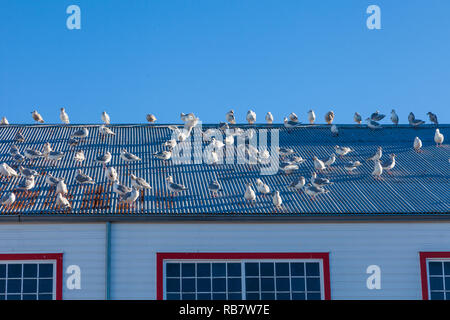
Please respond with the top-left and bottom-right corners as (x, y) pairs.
(1, 0), (449, 124)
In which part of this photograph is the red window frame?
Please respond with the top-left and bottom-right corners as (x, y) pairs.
(419, 252), (450, 300)
(156, 252), (330, 300)
(0, 253), (63, 300)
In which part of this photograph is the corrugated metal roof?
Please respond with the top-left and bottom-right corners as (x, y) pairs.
(0, 123), (449, 218)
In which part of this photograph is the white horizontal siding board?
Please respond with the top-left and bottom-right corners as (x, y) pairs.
(0, 223), (106, 300)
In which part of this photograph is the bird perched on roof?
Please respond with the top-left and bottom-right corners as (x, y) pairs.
(206, 149), (220, 165)
(19, 166), (39, 178)
(288, 112), (299, 123)
(146, 114), (157, 123)
(283, 117), (301, 132)
(310, 172), (333, 188)
(273, 191), (282, 210)
(0, 163), (18, 179)
(1, 117), (9, 125)
(382, 154), (396, 174)
(120, 187), (140, 207)
(255, 179), (271, 196)
(313, 156), (326, 172)
(372, 160), (383, 180)
(113, 181), (131, 197)
(224, 134), (234, 146)
(289, 176), (305, 192)
(46, 151), (65, 163)
(74, 150), (85, 164)
(370, 110), (385, 121)
(105, 166), (118, 184)
(244, 183), (256, 204)
(324, 111), (334, 125)
(331, 124), (339, 136)
(56, 193), (71, 211)
(45, 174), (62, 188)
(208, 180), (222, 197)
(120, 149), (141, 163)
(265, 112), (274, 124)
(15, 176), (35, 193)
(408, 112), (425, 128)
(289, 155), (306, 165)
(14, 131), (25, 143)
(42, 142), (52, 155)
(99, 125), (115, 137)
(279, 161), (299, 175)
(334, 145), (354, 157)
(353, 112), (362, 125)
(0, 192), (16, 208)
(24, 148), (43, 161)
(390, 109), (399, 126)
(218, 122), (229, 132)
(308, 110), (316, 125)
(344, 160), (362, 174)
(180, 112), (195, 122)
(246, 110), (256, 125)
(101, 111), (111, 125)
(130, 174), (152, 191)
(367, 146), (382, 162)
(60, 108), (70, 124)
(434, 129), (444, 147)
(153, 149), (172, 162)
(10, 144), (19, 156)
(164, 139), (177, 149)
(75, 169), (95, 184)
(70, 127), (89, 140)
(278, 147), (294, 158)
(226, 110), (236, 124)
(210, 137), (225, 150)
(12, 153), (25, 164)
(166, 176), (188, 197)
(56, 179), (68, 195)
(68, 138), (79, 148)
(303, 183), (329, 201)
(31, 110), (44, 123)
(96, 151), (112, 169)
(427, 112), (438, 126)
(413, 136), (422, 152)
(324, 153), (336, 169)
(366, 118), (382, 130)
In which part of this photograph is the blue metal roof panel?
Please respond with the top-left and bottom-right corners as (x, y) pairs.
(0, 124), (448, 217)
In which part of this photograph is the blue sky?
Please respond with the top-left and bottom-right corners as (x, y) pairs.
(1, 0), (449, 124)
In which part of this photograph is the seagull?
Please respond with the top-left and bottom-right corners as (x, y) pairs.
(370, 110), (385, 121)
(307, 110), (316, 124)
(19, 166), (39, 178)
(427, 112), (438, 126)
(366, 118), (382, 130)
(101, 111), (111, 125)
(14, 131), (25, 143)
(273, 191), (283, 210)
(255, 179), (271, 196)
(1, 117), (9, 125)
(75, 169), (95, 185)
(208, 180), (222, 197)
(206, 149), (220, 165)
(120, 149), (141, 163)
(105, 167), (118, 184)
(45, 174), (62, 188)
(68, 138), (79, 148)
(283, 117), (301, 131)
(60, 108), (70, 124)
(16, 176), (35, 193)
(224, 134), (234, 146)
(74, 150), (85, 164)
(56, 193), (71, 211)
(180, 112), (195, 122)
(99, 125), (115, 137)
(372, 160), (383, 180)
(310, 172), (333, 188)
(313, 156), (327, 172)
(324, 111), (334, 125)
(12, 153), (25, 163)
(391, 110), (399, 125)
(56, 179), (68, 195)
(382, 154), (396, 174)
(289, 176), (306, 191)
(353, 112), (362, 125)
(226, 110), (236, 124)
(113, 181), (131, 197)
(0, 192), (16, 208)
(96, 151), (112, 168)
(278, 147), (294, 158)
(46, 151), (65, 163)
(210, 137), (225, 150)
(24, 148), (43, 161)
(202, 128), (216, 142)
(279, 161), (299, 175)
(130, 174), (152, 191)
(153, 149), (172, 161)
(434, 129), (444, 147)
(344, 160), (362, 174)
(146, 114), (157, 123)
(10, 144), (19, 156)
(367, 146), (382, 161)
(324, 153), (336, 168)
(265, 112), (274, 124)
(289, 155), (306, 165)
(408, 112), (425, 128)
(331, 124), (339, 136)
(166, 176), (188, 197)
(246, 110), (256, 125)
(414, 136), (422, 152)
(335, 145), (354, 157)
(42, 142), (52, 155)
(288, 112), (299, 123)
(218, 122), (229, 132)
(0, 163), (18, 179)
(70, 128), (89, 140)
(303, 183), (329, 201)
(120, 187), (140, 207)
(164, 139), (177, 149)
(244, 183), (256, 204)
(31, 110), (44, 123)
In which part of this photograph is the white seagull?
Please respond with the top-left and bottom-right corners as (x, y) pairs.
(60, 108), (70, 124)
(289, 176), (306, 191)
(308, 110), (316, 124)
(31, 110), (44, 123)
(367, 146), (382, 162)
(105, 167), (118, 184)
(414, 137), (422, 152)
(166, 176), (188, 197)
(246, 110), (256, 125)
(56, 193), (71, 211)
(344, 160), (362, 174)
(434, 129), (444, 147)
(130, 174), (152, 191)
(313, 156), (326, 172)
(1, 117), (9, 125)
(0, 163), (18, 179)
(255, 179), (271, 196)
(101, 111), (111, 125)
(146, 114), (157, 123)
(273, 191), (283, 210)
(334, 145), (354, 157)
(391, 110), (399, 125)
(244, 183), (256, 204)
(353, 112), (362, 125)
(265, 112), (274, 124)
(99, 125), (115, 137)
(1, 192), (16, 208)
(372, 160), (383, 180)
(382, 154), (396, 174)
(226, 110), (236, 124)
(324, 111), (334, 125)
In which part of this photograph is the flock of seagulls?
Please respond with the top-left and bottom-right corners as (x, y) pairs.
(0, 108), (447, 212)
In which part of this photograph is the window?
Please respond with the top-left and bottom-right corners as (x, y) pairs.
(420, 252), (450, 300)
(0, 254), (63, 300)
(157, 253), (330, 300)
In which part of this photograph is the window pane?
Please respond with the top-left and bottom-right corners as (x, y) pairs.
(23, 279), (37, 293)
(196, 263), (210, 277)
(444, 262), (450, 276)
(7, 294), (21, 300)
(39, 264), (53, 278)
(246, 292), (260, 300)
(23, 264), (38, 278)
(306, 263), (320, 276)
(227, 263), (241, 277)
(212, 278), (226, 292)
(446, 292), (450, 300)
(261, 277), (275, 291)
(260, 263), (274, 276)
(246, 278), (259, 291)
(212, 293), (226, 300)
(182, 263), (195, 277)
(197, 293), (211, 300)
(307, 292), (321, 300)
(445, 277), (450, 291)
(181, 293), (195, 300)
(276, 293), (290, 300)
(306, 278), (321, 291)
(0, 280), (5, 293)
(166, 293), (180, 300)
(245, 263), (259, 276)
(39, 279), (53, 293)
(228, 293), (242, 300)
(291, 277), (305, 291)
(0, 295), (5, 300)
(276, 278), (290, 291)
(8, 264), (22, 278)
(197, 278), (211, 292)
(292, 292), (306, 300)
(429, 262), (443, 276)
(212, 263), (226, 277)
(7, 279), (21, 293)
(430, 292), (445, 300)
(166, 263), (180, 277)
(182, 279), (195, 292)
(430, 277), (444, 291)
(228, 278), (241, 292)
(23, 294), (37, 300)
(275, 263), (289, 276)
(261, 292), (275, 300)
(291, 263), (304, 276)
(0, 264), (5, 278)
(166, 278), (180, 293)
